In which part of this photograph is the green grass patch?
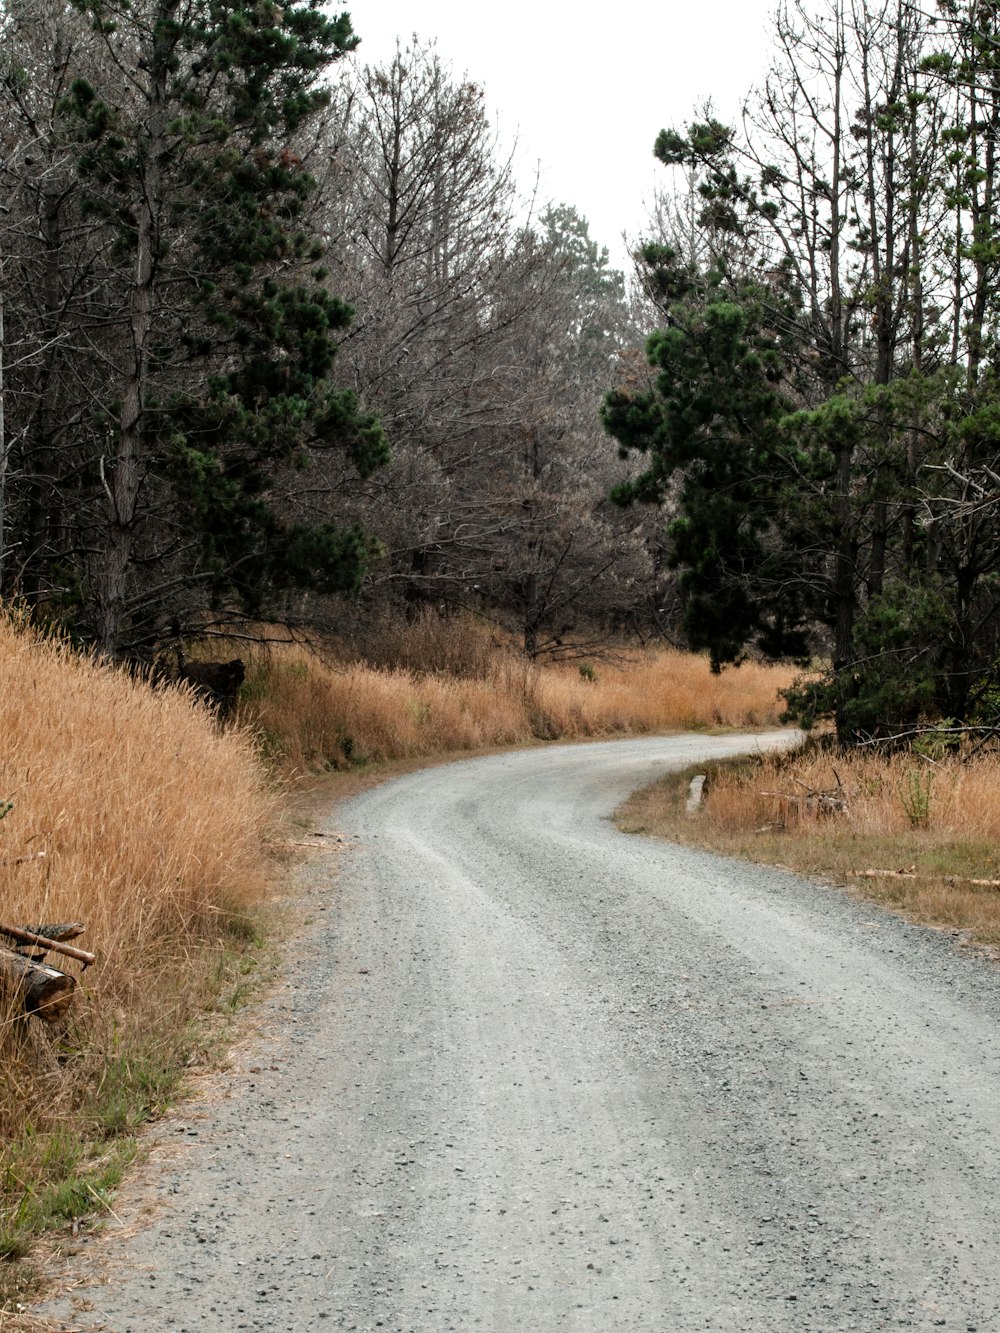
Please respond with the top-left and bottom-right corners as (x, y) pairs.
(0, 1132), (135, 1304)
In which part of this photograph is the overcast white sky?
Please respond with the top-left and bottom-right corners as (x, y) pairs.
(344, 0), (780, 269)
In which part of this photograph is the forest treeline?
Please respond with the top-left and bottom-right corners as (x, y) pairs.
(5, 0), (1000, 747)
(606, 0), (1000, 744)
(0, 0), (660, 666)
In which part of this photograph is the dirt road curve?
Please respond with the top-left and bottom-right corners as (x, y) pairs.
(41, 733), (1000, 1332)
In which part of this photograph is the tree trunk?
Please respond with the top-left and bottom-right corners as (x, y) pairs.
(94, 18), (172, 656)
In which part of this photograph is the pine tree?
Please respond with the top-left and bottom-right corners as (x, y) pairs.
(29, 0), (388, 653)
(603, 246), (811, 670)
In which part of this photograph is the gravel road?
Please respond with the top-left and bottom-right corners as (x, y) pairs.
(41, 732), (1000, 1332)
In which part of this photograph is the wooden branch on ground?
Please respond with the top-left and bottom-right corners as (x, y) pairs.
(849, 869), (1000, 888)
(0, 922), (95, 966)
(0, 946), (77, 1023)
(760, 786), (850, 816)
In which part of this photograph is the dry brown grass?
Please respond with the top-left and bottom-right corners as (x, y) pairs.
(0, 612), (274, 1286)
(0, 623), (273, 978)
(619, 741), (1000, 949)
(332, 604), (504, 679)
(528, 652), (791, 737)
(234, 626), (796, 775)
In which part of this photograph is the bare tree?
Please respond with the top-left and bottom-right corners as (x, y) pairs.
(308, 43), (658, 650)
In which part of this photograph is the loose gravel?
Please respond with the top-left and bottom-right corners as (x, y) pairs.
(38, 733), (1000, 1331)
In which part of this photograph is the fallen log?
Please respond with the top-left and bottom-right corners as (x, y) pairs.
(0, 945), (77, 1023)
(0, 922), (95, 967)
(849, 868), (1000, 888)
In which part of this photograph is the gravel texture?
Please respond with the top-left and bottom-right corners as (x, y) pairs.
(38, 732), (1000, 1331)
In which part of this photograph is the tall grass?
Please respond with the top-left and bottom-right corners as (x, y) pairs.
(0, 613), (273, 1281)
(235, 624), (795, 774)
